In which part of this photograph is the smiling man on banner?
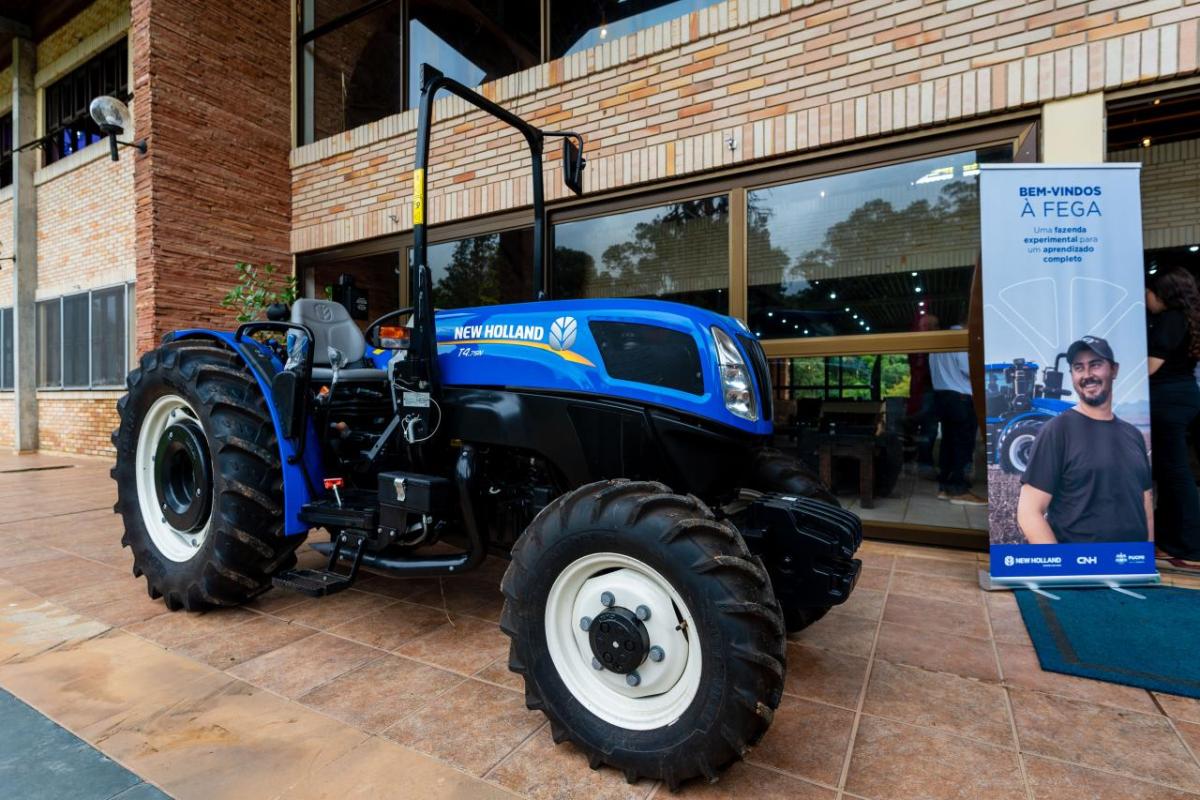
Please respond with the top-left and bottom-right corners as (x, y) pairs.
(1016, 336), (1154, 545)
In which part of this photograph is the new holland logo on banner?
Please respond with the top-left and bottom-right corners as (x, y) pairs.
(980, 164), (1159, 587)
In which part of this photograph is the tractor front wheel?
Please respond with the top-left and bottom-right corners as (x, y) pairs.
(112, 341), (303, 610)
(1000, 419), (1044, 474)
(501, 480), (785, 789)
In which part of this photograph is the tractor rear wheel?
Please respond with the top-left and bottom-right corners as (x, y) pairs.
(1000, 419), (1044, 474)
(743, 448), (836, 632)
(501, 480), (785, 789)
(112, 341), (303, 610)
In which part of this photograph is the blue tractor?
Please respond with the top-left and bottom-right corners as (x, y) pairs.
(111, 67), (861, 787)
(985, 356), (1073, 473)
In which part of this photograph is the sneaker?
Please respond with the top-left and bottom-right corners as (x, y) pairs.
(950, 492), (987, 506)
(936, 490), (950, 501)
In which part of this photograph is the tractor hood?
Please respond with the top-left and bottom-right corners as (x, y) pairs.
(424, 298), (773, 436)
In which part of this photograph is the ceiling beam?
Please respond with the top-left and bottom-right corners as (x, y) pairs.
(0, 16), (32, 40)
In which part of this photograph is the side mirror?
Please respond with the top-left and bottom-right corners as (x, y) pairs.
(563, 137), (585, 195)
(89, 96), (147, 162)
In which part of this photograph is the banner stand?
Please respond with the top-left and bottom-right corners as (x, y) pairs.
(978, 570), (1159, 597)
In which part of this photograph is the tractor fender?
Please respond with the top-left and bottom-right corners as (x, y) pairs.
(166, 329), (322, 535)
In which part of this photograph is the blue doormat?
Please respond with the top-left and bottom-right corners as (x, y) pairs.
(1015, 586), (1200, 698)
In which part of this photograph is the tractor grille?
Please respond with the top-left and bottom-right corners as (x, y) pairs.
(738, 334), (773, 422)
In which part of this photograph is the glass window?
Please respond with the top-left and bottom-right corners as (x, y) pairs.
(309, 251), (402, 327)
(423, 228), (534, 309)
(552, 196), (729, 312)
(408, 0), (540, 106)
(38, 300), (62, 388)
(747, 147), (1011, 340)
(299, 1), (402, 144)
(127, 283), (137, 371)
(0, 308), (11, 390)
(43, 39), (129, 165)
(91, 287), (126, 387)
(0, 113), (12, 189)
(770, 352), (985, 531)
(550, 0), (721, 59)
(63, 293), (90, 387)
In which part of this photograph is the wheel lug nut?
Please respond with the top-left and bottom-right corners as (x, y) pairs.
(635, 605), (651, 621)
(649, 646), (665, 662)
(626, 672), (640, 687)
(579, 616), (592, 631)
(591, 657), (603, 671)
(600, 591), (615, 607)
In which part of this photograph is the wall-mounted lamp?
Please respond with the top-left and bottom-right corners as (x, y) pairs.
(90, 96), (147, 161)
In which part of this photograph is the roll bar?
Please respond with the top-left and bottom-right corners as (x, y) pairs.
(408, 64), (585, 395)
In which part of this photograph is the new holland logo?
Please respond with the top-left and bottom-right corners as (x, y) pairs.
(549, 317), (577, 351)
(1004, 555), (1015, 567)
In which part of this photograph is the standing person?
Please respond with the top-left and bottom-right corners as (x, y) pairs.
(930, 326), (986, 506)
(907, 313), (939, 478)
(1146, 268), (1200, 561)
(1016, 337), (1153, 544)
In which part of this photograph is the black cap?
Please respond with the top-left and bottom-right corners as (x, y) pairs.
(1066, 335), (1115, 364)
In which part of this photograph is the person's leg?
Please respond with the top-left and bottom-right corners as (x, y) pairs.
(933, 392), (956, 494)
(1154, 384), (1200, 558)
(946, 394), (976, 495)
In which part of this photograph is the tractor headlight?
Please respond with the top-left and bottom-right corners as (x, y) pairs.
(711, 326), (758, 422)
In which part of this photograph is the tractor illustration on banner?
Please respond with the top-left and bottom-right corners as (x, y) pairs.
(985, 355), (1075, 473)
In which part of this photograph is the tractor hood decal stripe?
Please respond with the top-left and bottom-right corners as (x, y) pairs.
(439, 338), (596, 367)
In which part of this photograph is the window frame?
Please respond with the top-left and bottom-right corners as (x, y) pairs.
(30, 282), (134, 392)
(41, 38), (130, 167)
(0, 112), (12, 189)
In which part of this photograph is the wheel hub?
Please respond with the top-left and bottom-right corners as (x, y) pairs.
(154, 417), (212, 533)
(588, 607), (650, 674)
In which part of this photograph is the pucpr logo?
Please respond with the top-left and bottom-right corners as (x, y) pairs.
(1004, 555), (1015, 567)
(1114, 552), (1145, 565)
(549, 317), (578, 351)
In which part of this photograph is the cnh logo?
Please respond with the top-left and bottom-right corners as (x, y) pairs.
(1076, 556), (1098, 565)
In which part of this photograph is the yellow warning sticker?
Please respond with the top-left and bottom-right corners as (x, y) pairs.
(412, 168), (425, 225)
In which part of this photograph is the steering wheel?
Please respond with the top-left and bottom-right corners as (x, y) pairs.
(364, 307), (415, 350)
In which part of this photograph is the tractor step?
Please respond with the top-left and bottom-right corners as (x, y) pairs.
(272, 531), (367, 597)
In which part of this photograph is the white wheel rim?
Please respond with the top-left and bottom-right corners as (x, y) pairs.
(135, 394), (212, 562)
(544, 552), (701, 731)
(1009, 433), (1036, 472)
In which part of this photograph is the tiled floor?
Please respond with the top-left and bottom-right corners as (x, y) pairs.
(2, 452), (1200, 800)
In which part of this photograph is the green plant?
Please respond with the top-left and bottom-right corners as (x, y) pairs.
(221, 262), (298, 323)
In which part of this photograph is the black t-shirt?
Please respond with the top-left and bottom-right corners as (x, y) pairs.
(1148, 309), (1198, 385)
(1020, 409), (1151, 543)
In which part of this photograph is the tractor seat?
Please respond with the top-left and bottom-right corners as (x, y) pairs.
(290, 299), (387, 382)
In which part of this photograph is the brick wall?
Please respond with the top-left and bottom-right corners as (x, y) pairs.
(292, 0), (1200, 254)
(36, 392), (121, 457)
(1110, 137), (1200, 250)
(131, 0), (293, 354)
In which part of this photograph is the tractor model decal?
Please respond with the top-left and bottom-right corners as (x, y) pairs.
(441, 315), (594, 366)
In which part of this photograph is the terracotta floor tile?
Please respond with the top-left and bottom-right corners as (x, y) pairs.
(326, 601), (450, 650)
(882, 593), (990, 640)
(282, 735), (518, 800)
(0, 597), (113, 664)
(475, 657), (524, 692)
(227, 631), (382, 698)
(486, 724), (653, 800)
(748, 695), (855, 785)
(1009, 686), (1200, 792)
(828, 587), (884, 621)
(855, 567), (891, 591)
(783, 642), (870, 709)
(995, 642), (1158, 714)
(385, 678), (544, 776)
(272, 589), (400, 630)
(124, 606), (258, 648)
(787, 611), (878, 658)
(406, 577), (505, 622)
(863, 660), (1013, 747)
(395, 614), (509, 674)
(875, 622), (1000, 681)
(1023, 753), (1199, 800)
(1176, 721), (1200, 763)
(46, 577), (169, 628)
(889, 571), (983, 607)
(299, 653), (464, 732)
(844, 715), (1026, 800)
(1156, 693), (1200, 725)
(242, 588), (311, 615)
(986, 604), (1033, 646)
(352, 574), (441, 601)
(0, 554), (126, 598)
(893, 554), (980, 581)
(855, 550), (895, 571)
(174, 615), (316, 669)
(669, 761), (834, 799)
(0, 542), (72, 569)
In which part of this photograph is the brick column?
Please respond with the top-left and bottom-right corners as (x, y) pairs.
(130, 0), (293, 355)
(11, 38), (37, 453)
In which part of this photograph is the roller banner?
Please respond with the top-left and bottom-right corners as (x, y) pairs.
(980, 164), (1158, 586)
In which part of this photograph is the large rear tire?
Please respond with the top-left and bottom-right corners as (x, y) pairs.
(501, 480), (785, 789)
(112, 341), (303, 610)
